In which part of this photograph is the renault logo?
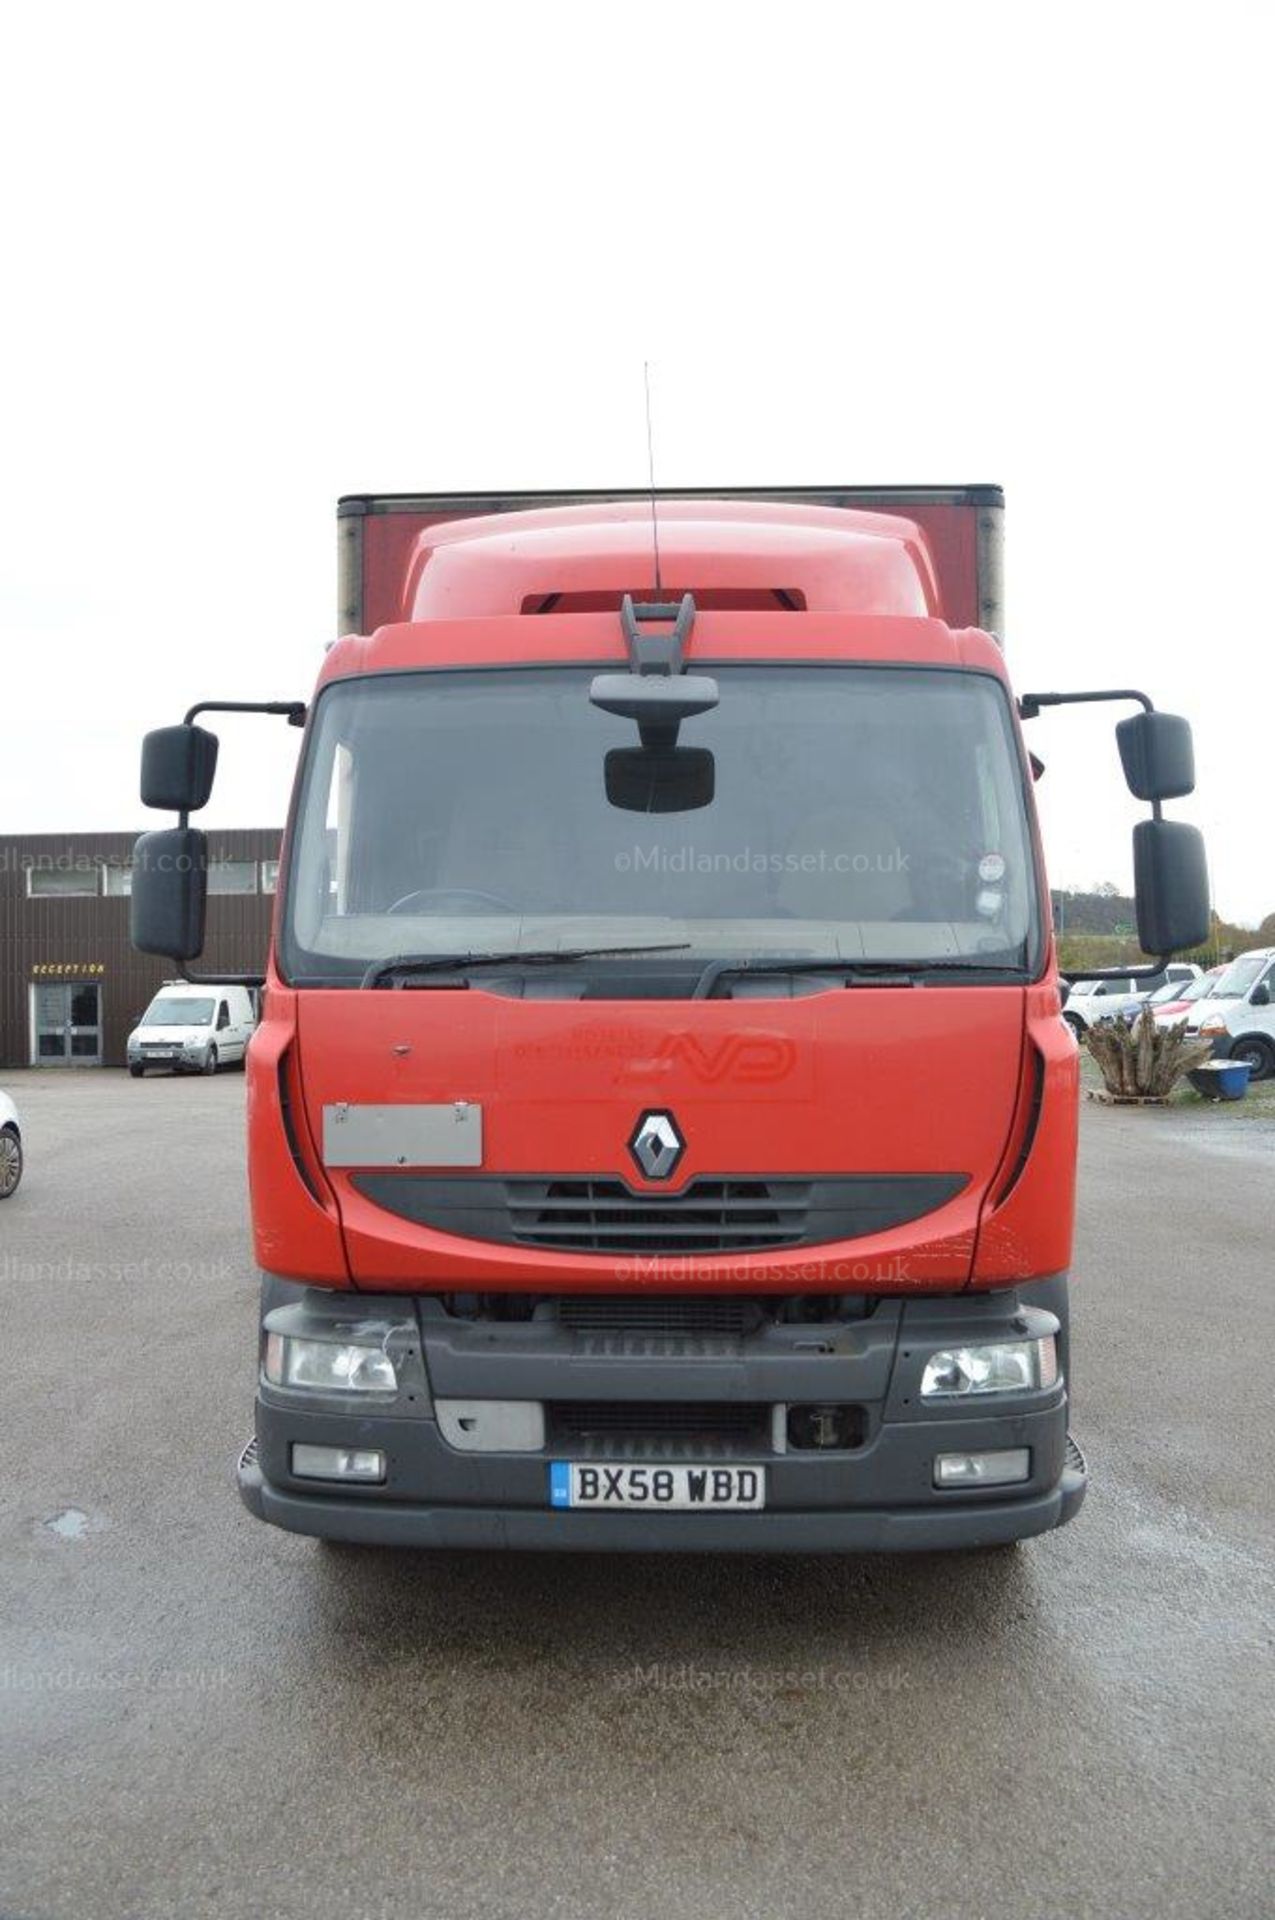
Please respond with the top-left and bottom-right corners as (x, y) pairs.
(629, 1110), (685, 1181)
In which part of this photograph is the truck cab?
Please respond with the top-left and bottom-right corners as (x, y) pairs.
(130, 487), (1209, 1551)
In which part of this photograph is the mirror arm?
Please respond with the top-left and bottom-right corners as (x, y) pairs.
(1019, 689), (1167, 820)
(1057, 956), (1173, 984)
(1017, 687), (1154, 720)
(174, 965), (266, 988)
(182, 699), (308, 727)
(171, 699), (307, 832)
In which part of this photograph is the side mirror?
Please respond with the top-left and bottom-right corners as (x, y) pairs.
(141, 725), (219, 812)
(130, 828), (208, 959)
(1132, 819), (1209, 955)
(1251, 982), (1271, 1008)
(605, 746), (715, 813)
(1116, 712), (1195, 802)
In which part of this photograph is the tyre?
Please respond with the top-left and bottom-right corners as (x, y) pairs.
(0, 1125), (22, 1199)
(1230, 1035), (1275, 1081)
(1062, 1012), (1086, 1038)
(129, 1064), (144, 1079)
(203, 1046), (219, 1076)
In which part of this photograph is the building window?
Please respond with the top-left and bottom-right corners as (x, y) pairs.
(102, 864), (133, 897)
(207, 860), (258, 896)
(260, 859), (281, 895)
(26, 863), (101, 898)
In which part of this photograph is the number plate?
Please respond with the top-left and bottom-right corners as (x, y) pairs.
(549, 1462), (765, 1511)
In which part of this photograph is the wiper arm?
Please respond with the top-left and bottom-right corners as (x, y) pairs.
(363, 943), (692, 989)
(692, 957), (1028, 999)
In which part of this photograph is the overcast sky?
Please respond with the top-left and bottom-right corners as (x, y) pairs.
(3, 2), (1270, 925)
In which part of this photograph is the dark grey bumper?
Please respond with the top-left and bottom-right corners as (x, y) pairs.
(238, 1279), (1085, 1552)
(237, 1433), (1087, 1552)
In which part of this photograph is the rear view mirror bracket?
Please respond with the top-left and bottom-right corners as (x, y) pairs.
(133, 698), (305, 985)
(1020, 688), (1208, 971)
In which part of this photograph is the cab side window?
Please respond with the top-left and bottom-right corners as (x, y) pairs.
(217, 1001), (231, 1031)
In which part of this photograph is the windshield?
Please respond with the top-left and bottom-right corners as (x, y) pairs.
(1178, 971), (1219, 1003)
(281, 665), (1041, 987)
(143, 995), (215, 1026)
(1212, 953), (1271, 999)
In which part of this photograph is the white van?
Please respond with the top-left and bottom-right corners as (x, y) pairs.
(127, 983), (258, 1077)
(1062, 962), (1201, 1036)
(1192, 947), (1275, 1080)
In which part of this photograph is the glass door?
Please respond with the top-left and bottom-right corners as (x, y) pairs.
(33, 982), (103, 1065)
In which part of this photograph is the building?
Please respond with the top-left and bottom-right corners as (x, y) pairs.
(0, 830), (282, 1069)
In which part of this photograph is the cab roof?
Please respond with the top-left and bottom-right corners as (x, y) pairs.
(400, 499), (942, 621)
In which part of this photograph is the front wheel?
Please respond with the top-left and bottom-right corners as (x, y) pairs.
(0, 1126), (23, 1199)
(129, 1064), (144, 1079)
(1231, 1036), (1275, 1081)
(1063, 1013), (1086, 1039)
(203, 1046), (219, 1076)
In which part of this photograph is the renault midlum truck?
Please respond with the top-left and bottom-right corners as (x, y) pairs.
(131, 486), (1209, 1551)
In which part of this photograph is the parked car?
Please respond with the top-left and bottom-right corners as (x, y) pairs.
(1138, 964), (1226, 1027)
(1062, 963), (1202, 1036)
(1192, 947), (1275, 1079)
(127, 983), (258, 1077)
(0, 1090), (23, 1198)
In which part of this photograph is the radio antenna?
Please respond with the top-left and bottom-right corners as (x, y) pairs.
(643, 360), (663, 595)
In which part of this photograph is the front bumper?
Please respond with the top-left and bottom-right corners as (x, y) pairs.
(238, 1432), (1086, 1551)
(238, 1283), (1086, 1552)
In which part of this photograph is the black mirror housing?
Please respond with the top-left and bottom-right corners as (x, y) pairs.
(604, 746), (715, 813)
(1251, 982), (1271, 1008)
(141, 725), (219, 812)
(1117, 711), (1195, 802)
(130, 828), (208, 959)
(1132, 819), (1209, 955)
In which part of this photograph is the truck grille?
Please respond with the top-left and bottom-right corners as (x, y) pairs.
(548, 1401), (771, 1451)
(557, 1295), (757, 1336)
(351, 1171), (966, 1255)
(512, 1178), (803, 1252)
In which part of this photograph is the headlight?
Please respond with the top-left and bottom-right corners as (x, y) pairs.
(264, 1331), (398, 1394)
(1198, 1017), (1228, 1036)
(921, 1336), (1057, 1399)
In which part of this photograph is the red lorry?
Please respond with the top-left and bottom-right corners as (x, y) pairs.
(132, 485), (1209, 1550)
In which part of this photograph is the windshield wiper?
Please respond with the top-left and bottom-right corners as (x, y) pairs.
(692, 957), (1029, 998)
(363, 943), (693, 989)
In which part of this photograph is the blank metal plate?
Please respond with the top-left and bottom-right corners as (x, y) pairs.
(322, 1102), (483, 1169)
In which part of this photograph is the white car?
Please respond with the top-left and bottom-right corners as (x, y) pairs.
(1192, 947), (1275, 1080)
(0, 1090), (22, 1199)
(127, 982), (259, 1077)
(1062, 962), (1202, 1036)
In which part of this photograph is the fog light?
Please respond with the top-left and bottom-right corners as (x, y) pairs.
(934, 1448), (1030, 1488)
(291, 1444), (386, 1483)
(921, 1337), (1056, 1398)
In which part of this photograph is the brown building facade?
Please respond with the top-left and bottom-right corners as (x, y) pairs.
(1, 830), (282, 1069)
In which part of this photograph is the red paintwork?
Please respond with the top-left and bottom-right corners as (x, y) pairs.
(250, 497), (1076, 1297)
(402, 502), (940, 620)
(319, 611), (1005, 690)
(358, 495), (983, 634)
(295, 983), (1023, 1294)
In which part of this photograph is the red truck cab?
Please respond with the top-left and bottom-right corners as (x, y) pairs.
(131, 486), (1209, 1550)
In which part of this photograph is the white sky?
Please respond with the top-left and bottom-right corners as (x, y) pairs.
(3, 1), (1270, 924)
